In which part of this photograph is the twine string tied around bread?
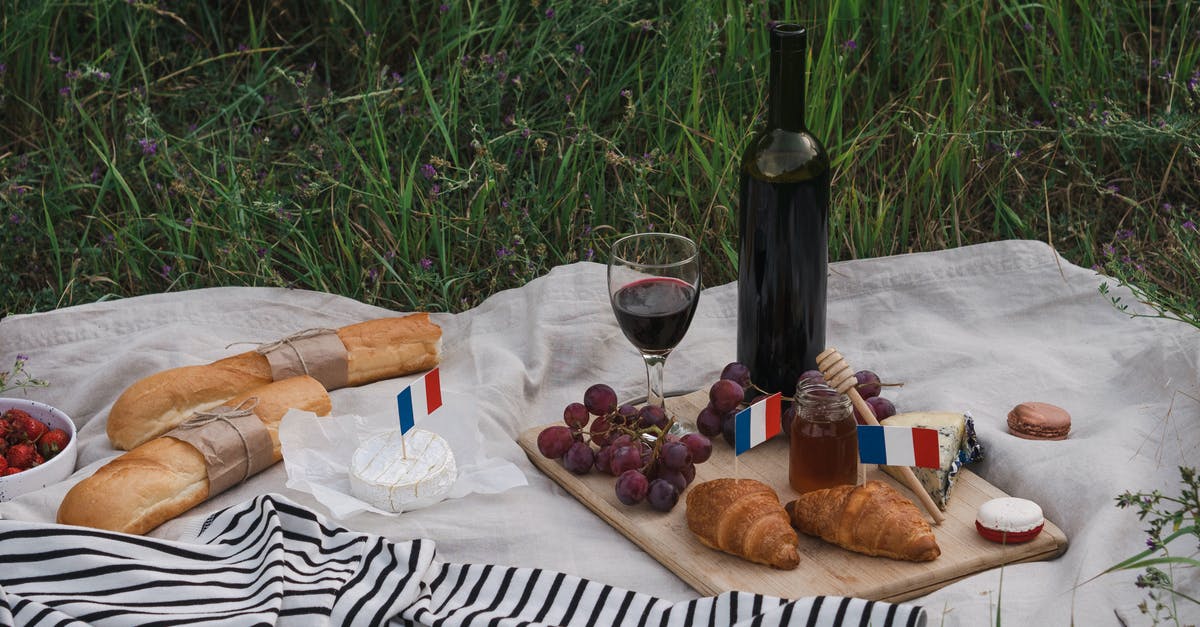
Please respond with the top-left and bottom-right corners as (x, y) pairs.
(177, 397), (261, 484)
(226, 328), (339, 378)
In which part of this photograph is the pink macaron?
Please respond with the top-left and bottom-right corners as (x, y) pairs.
(1007, 402), (1071, 440)
(975, 497), (1044, 544)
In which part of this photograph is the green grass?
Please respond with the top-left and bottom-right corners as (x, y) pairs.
(1, 0), (1198, 320)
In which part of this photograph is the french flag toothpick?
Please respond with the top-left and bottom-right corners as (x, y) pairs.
(397, 367), (443, 435)
(734, 392), (782, 455)
(857, 425), (941, 469)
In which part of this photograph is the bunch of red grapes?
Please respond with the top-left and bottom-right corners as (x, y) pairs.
(695, 362), (899, 445)
(536, 383), (713, 512)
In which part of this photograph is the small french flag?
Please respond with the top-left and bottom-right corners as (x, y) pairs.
(734, 392), (782, 455)
(397, 367), (443, 434)
(857, 425), (940, 469)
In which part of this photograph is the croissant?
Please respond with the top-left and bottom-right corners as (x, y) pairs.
(685, 478), (800, 570)
(784, 480), (940, 562)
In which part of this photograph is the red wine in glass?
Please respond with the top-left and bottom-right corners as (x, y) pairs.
(608, 232), (701, 433)
(612, 277), (698, 353)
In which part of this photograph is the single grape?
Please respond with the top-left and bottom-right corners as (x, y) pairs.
(798, 370), (826, 387)
(609, 433), (634, 450)
(615, 470), (649, 505)
(637, 405), (669, 431)
(562, 441), (595, 474)
(680, 462), (696, 485)
(646, 478), (680, 511)
(659, 469), (687, 493)
(610, 445), (642, 475)
(709, 379), (744, 413)
(594, 445), (615, 474)
(589, 415), (613, 447)
(696, 404), (723, 437)
(660, 441), (692, 471)
(719, 362), (752, 388)
(563, 402), (590, 431)
(536, 425), (574, 459)
(680, 433), (712, 464)
(583, 383), (618, 416)
(854, 370), (882, 399)
(780, 404), (797, 438)
(866, 396), (897, 421)
(721, 412), (736, 446)
(615, 404), (639, 425)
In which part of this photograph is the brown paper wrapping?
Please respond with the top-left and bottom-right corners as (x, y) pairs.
(256, 328), (349, 389)
(165, 400), (275, 496)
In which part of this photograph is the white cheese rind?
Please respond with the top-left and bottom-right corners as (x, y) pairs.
(349, 428), (457, 513)
(880, 411), (984, 510)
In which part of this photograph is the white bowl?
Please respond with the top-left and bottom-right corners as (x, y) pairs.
(0, 397), (79, 501)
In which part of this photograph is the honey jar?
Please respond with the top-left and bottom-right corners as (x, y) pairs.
(788, 378), (859, 494)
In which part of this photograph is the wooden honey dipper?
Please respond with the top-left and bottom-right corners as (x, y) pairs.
(816, 347), (947, 525)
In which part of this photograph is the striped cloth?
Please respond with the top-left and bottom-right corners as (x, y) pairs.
(0, 495), (926, 626)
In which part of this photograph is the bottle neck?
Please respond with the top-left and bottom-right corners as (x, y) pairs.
(768, 25), (808, 132)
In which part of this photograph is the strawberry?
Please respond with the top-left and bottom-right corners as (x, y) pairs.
(11, 412), (48, 443)
(1, 467), (20, 476)
(36, 429), (70, 459)
(0, 455), (7, 473)
(6, 443), (40, 469)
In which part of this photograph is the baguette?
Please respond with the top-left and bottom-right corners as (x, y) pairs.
(59, 375), (332, 535)
(108, 313), (441, 450)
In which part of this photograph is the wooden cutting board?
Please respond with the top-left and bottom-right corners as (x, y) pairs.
(517, 390), (1068, 602)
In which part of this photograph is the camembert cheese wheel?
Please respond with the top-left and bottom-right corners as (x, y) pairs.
(349, 428), (457, 512)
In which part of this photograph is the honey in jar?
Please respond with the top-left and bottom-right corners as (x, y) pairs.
(789, 378), (859, 494)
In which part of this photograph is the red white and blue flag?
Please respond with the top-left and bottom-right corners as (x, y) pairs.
(734, 392), (782, 455)
(857, 425), (940, 469)
(397, 367), (443, 434)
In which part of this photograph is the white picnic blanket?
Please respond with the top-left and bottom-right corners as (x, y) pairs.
(1, 239), (1197, 626)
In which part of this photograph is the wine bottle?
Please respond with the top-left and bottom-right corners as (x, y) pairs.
(736, 23), (831, 395)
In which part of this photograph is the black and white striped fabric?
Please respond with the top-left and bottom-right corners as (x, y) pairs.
(0, 495), (926, 626)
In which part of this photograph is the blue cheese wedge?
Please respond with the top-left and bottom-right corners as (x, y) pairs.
(879, 411), (984, 510)
(349, 428), (458, 513)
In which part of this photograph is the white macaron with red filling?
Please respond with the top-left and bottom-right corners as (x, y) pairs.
(975, 497), (1044, 544)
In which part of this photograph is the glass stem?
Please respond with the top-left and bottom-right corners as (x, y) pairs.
(642, 353), (667, 408)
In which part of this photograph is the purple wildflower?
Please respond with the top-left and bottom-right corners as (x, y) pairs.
(159, 264), (172, 278)
(49, 52), (62, 64)
(521, 127), (531, 138)
(430, 183), (440, 199)
(138, 138), (158, 156)
(1116, 229), (1134, 240)
(439, 4), (449, 12)
(257, 247), (268, 258)
(1183, 220), (1197, 231)
(59, 86), (71, 97)
(496, 246), (511, 258)
(1022, 22), (1033, 33)
(184, 217), (194, 227)
(1102, 243), (1116, 257)
(575, 43), (584, 55)
(65, 70), (80, 80)
(420, 258), (433, 270)
(15, 353), (28, 363)
(367, 267), (379, 281)
(544, 7), (554, 18)
(1106, 184), (1119, 193)
(584, 247), (594, 261)
(420, 163), (437, 179)
(842, 39), (857, 51)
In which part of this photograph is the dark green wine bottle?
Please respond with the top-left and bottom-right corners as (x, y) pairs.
(737, 23), (831, 395)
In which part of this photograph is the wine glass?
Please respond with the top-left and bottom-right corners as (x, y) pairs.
(608, 232), (701, 433)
